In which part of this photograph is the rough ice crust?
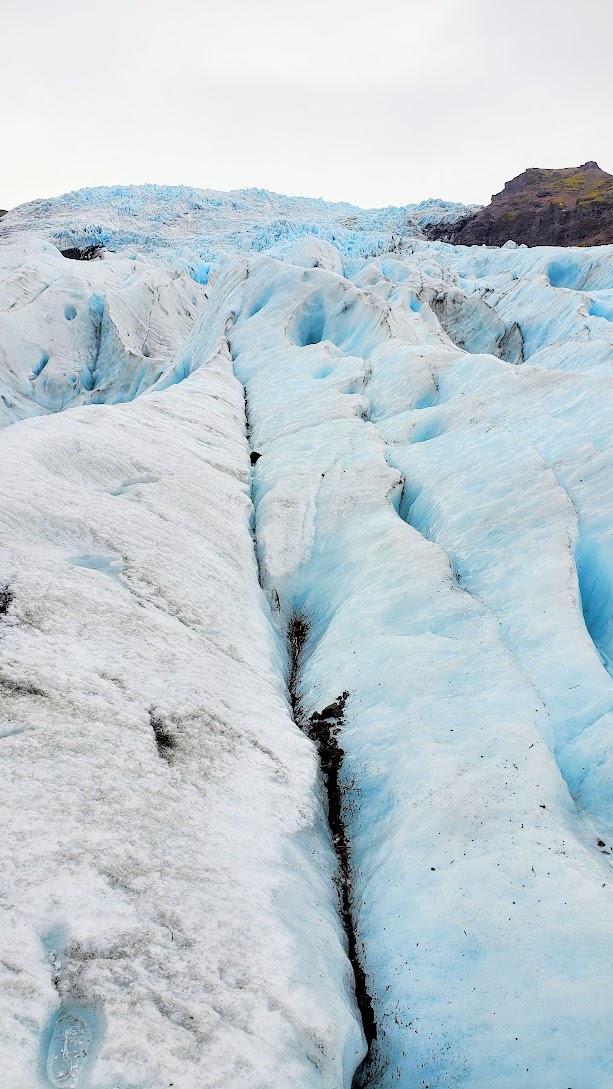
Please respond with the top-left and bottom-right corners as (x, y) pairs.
(0, 357), (364, 1087)
(0, 190), (612, 1088)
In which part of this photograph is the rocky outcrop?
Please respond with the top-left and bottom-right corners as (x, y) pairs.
(428, 162), (613, 247)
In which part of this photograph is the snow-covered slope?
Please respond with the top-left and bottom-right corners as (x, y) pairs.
(0, 189), (612, 1089)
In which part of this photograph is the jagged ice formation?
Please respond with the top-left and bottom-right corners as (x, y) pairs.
(0, 188), (612, 1089)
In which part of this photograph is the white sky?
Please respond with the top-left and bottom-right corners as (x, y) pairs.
(2, 0), (612, 210)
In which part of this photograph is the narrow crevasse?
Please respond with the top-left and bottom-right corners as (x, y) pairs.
(240, 375), (376, 1084)
(576, 530), (613, 679)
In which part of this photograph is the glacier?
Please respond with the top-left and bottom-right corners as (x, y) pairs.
(0, 187), (611, 1089)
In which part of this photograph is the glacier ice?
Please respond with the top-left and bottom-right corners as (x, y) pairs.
(0, 186), (611, 1088)
(46, 1010), (92, 1089)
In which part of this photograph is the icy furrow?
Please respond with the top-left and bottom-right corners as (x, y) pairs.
(241, 378), (376, 1083)
(365, 341), (613, 832)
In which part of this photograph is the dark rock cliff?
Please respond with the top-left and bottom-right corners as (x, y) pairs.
(427, 162), (613, 247)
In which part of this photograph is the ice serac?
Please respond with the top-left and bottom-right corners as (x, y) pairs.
(0, 185), (478, 263)
(0, 187), (612, 1088)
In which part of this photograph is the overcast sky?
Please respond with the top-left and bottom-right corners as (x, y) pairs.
(2, 0), (612, 211)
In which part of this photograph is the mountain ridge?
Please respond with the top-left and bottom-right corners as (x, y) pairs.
(427, 162), (613, 247)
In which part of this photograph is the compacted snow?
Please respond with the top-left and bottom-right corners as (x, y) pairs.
(0, 188), (612, 1089)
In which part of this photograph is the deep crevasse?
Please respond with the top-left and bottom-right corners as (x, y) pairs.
(0, 210), (612, 1088)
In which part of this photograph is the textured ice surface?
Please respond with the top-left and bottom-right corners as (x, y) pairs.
(0, 241), (206, 427)
(0, 188), (612, 1088)
(0, 360), (363, 1088)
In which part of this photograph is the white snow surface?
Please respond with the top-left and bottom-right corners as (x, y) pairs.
(0, 187), (612, 1089)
